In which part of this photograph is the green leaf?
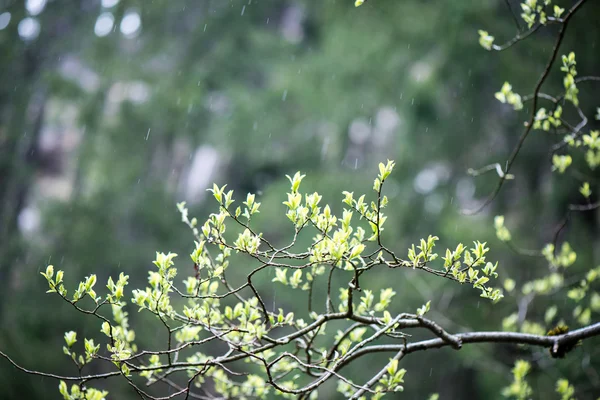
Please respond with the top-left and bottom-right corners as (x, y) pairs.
(64, 331), (77, 347)
(580, 182), (591, 198)
(416, 300), (431, 317)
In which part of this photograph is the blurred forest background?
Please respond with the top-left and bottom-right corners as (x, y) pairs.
(1, 0), (599, 398)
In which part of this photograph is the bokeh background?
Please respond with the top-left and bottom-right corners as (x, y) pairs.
(1, 0), (599, 398)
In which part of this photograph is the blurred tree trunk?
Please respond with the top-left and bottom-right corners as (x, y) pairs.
(0, 1), (79, 320)
(0, 41), (42, 321)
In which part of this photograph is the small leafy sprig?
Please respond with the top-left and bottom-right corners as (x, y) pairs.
(28, 161), (504, 399)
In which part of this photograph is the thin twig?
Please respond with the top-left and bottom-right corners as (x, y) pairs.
(464, 0), (589, 215)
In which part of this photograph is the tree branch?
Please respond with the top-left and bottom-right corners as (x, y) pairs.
(342, 322), (600, 365)
(464, 0), (589, 215)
